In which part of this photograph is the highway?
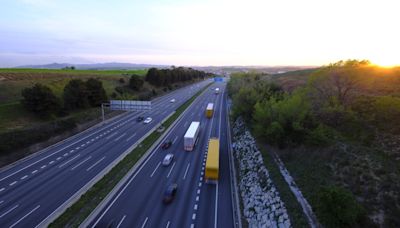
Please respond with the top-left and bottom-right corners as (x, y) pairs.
(90, 82), (234, 228)
(0, 80), (210, 228)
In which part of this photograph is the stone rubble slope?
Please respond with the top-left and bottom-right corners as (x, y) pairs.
(232, 117), (291, 228)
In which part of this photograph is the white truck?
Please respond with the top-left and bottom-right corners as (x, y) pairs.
(215, 88), (220, 94)
(184, 121), (200, 151)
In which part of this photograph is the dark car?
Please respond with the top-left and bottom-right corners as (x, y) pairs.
(136, 116), (144, 122)
(161, 140), (172, 149)
(163, 183), (178, 204)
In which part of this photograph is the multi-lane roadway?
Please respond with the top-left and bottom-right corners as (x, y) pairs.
(0, 80), (210, 228)
(90, 82), (235, 228)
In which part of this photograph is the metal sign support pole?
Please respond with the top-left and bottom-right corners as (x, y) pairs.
(101, 103), (105, 123)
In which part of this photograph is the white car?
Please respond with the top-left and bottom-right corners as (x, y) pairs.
(162, 154), (174, 166)
(143, 117), (152, 124)
(170, 99), (176, 103)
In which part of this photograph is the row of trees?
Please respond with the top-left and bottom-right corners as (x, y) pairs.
(145, 67), (209, 87)
(21, 78), (107, 117)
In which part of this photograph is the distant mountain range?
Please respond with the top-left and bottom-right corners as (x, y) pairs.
(15, 62), (169, 70)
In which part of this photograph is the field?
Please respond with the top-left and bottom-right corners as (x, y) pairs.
(0, 68), (147, 103)
(0, 68), (146, 133)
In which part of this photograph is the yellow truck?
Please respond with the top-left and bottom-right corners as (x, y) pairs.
(205, 138), (219, 183)
(205, 103), (214, 118)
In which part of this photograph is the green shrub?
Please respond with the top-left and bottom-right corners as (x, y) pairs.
(253, 90), (313, 146)
(306, 124), (337, 146)
(316, 186), (366, 227)
(21, 83), (61, 117)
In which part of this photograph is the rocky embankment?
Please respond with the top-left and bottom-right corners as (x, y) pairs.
(232, 118), (291, 228)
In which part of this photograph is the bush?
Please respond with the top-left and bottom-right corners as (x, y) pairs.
(253, 90), (313, 146)
(129, 75), (144, 91)
(306, 124), (338, 146)
(63, 79), (89, 110)
(0, 118), (76, 154)
(85, 78), (107, 107)
(316, 186), (366, 227)
(21, 83), (61, 117)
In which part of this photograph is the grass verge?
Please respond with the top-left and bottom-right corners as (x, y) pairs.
(49, 83), (211, 227)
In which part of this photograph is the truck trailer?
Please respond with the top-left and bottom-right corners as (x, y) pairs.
(184, 121), (200, 151)
(206, 103), (214, 118)
(205, 138), (219, 183)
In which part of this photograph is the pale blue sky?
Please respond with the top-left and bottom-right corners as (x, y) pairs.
(1, 0), (399, 67)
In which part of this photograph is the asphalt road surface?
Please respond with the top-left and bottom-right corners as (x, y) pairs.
(90, 82), (234, 228)
(0, 80), (211, 228)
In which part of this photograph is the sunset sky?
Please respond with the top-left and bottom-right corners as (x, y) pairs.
(0, 0), (399, 67)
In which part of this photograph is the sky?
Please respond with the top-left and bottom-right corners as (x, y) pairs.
(0, 0), (399, 67)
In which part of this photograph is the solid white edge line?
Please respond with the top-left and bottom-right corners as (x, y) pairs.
(9, 205), (40, 228)
(215, 183), (219, 228)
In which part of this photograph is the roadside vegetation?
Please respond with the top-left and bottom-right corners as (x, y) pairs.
(0, 67), (210, 167)
(228, 60), (400, 227)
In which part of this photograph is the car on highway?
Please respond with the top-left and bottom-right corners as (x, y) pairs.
(143, 117), (152, 124)
(136, 116), (144, 122)
(170, 98), (176, 103)
(163, 183), (178, 204)
(162, 153), (174, 166)
(161, 140), (172, 149)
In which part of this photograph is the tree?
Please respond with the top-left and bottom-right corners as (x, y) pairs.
(85, 78), (107, 106)
(253, 91), (313, 146)
(145, 68), (158, 85)
(129, 75), (144, 90)
(309, 59), (370, 107)
(21, 84), (61, 117)
(63, 79), (89, 110)
(232, 87), (260, 121)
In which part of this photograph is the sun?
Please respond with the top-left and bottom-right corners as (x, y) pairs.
(373, 56), (400, 68)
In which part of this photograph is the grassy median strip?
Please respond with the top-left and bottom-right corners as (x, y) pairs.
(50, 83), (211, 227)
